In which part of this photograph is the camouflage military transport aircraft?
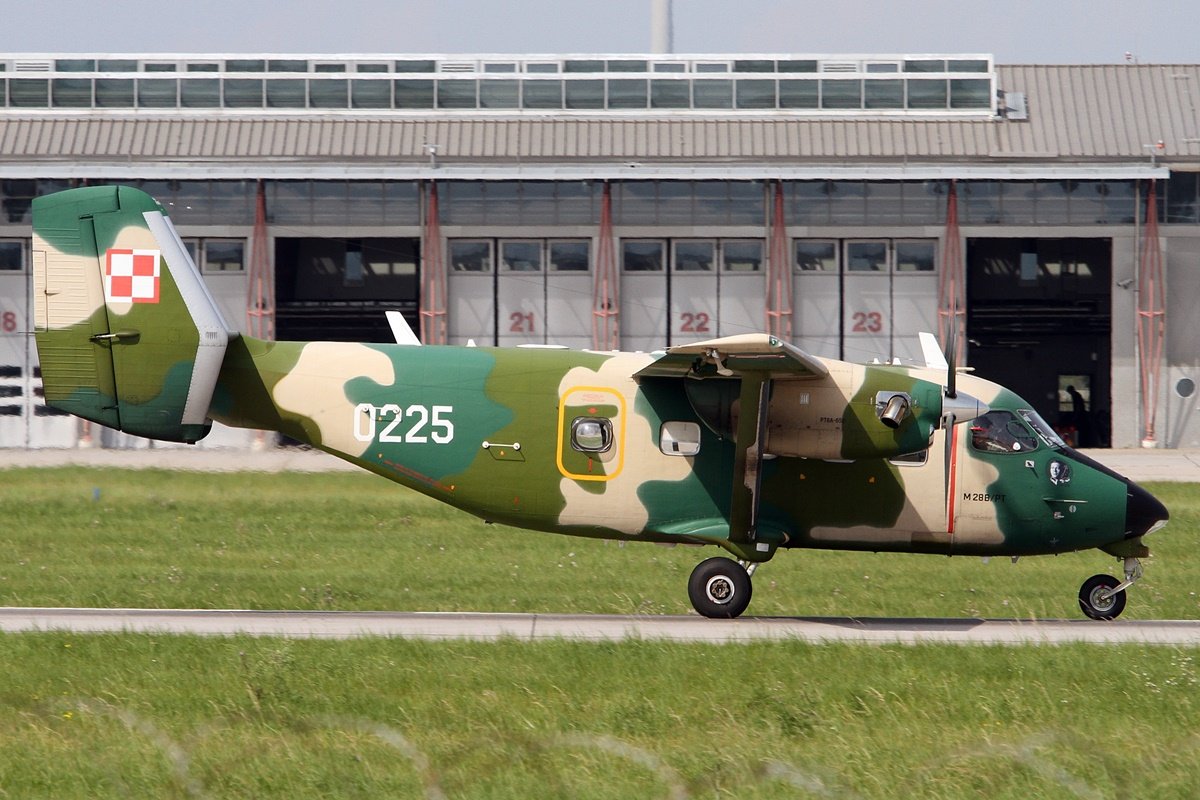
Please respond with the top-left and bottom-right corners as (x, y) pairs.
(31, 186), (1169, 620)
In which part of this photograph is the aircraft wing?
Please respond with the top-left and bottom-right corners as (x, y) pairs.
(634, 334), (829, 380)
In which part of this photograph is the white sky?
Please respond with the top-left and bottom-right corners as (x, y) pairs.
(5, 0), (1197, 63)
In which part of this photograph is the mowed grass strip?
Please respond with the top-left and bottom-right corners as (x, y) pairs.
(1, 634), (1198, 799)
(0, 467), (1196, 619)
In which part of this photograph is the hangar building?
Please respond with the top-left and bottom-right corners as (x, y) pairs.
(0, 53), (1198, 449)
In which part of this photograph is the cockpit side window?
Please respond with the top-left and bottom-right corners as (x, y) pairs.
(969, 410), (1039, 454)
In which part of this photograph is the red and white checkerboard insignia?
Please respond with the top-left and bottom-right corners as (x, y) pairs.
(105, 248), (161, 304)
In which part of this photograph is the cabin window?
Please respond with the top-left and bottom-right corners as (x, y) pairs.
(571, 417), (612, 453)
(660, 421), (701, 456)
(969, 410), (1039, 454)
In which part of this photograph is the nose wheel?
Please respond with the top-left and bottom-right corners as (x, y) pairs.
(1078, 558), (1142, 620)
(688, 557), (753, 619)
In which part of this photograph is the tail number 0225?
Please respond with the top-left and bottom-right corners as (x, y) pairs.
(353, 404), (455, 444)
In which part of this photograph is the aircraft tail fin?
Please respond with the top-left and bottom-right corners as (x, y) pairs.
(32, 185), (233, 443)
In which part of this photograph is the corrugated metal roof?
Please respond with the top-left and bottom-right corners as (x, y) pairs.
(1, 66), (1197, 173)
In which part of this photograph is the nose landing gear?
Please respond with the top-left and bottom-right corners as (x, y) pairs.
(1078, 557), (1143, 621)
(687, 557), (754, 618)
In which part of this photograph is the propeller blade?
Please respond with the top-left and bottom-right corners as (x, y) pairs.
(945, 301), (958, 399)
(943, 412), (956, 526)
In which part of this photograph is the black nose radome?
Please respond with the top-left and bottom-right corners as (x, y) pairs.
(1125, 481), (1169, 538)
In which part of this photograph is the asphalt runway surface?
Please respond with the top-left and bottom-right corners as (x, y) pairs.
(3, 608), (1200, 645)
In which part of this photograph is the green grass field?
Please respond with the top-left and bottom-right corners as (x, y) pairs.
(0, 467), (1197, 798)
(2, 634), (1200, 799)
(0, 467), (1195, 619)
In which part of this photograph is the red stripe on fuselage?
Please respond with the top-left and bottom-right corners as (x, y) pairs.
(947, 425), (959, 535)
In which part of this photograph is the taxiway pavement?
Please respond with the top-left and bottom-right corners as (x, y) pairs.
(2, 608), (1199, 645)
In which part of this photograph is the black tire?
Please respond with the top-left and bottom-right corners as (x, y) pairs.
(1078, 573), (1127, 620)
(687, 557), (753, 619)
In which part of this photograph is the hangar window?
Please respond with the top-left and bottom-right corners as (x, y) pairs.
(622, 240), (665, 272)
(779, 80), (817, 108)
(565, 80), (603, 109)
(571, 417), (613, 453)
(183, 239), (245, 273)
(523, 80), (562, 109)
(0, 240), (25, 272)
(735, 79), (775, 108)
(501, 240), (542, 272)
(269, 60), (308, 73)
(51, 78), (91, 107)
(95, 79), (133, 107)
(310, 79), (348, 108)
(224, 79), (263, 108)
(181, 79), (219, 107)
(650, 79), (689, 108)
(895, 241), (936, 272)
(674, 241), (714, 272)
(351, 80), (390, 109)
(437, 79), (476, 109)
(393, 79), (434, 108)
(722, 240), (763, 272)
(549, 241), (590, 271)
(138, 79), (178, 107)
(693, 79), (733, 108)
(449, 240), (493, 272)
(908, 79), (947, 109)
(10, 79), (49, 107)
(608, 79), (647, 109)
(481, 80), (519, 108)
(266, 79), (305, 108)
(794, 240), (837, 271)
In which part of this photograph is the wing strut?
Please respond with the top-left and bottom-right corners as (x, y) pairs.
(729, 374), (772, 547)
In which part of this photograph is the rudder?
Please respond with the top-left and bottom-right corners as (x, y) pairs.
(32, 185), (232, 443)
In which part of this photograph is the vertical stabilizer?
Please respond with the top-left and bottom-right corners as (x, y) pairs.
(32, 185), (233, 443)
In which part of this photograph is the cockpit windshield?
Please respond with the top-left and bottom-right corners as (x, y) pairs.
(969, 410), (1039, 454)
(1018, 408), (1066, 449)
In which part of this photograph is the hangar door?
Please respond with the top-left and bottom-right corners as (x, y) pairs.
(621, 238), (765, 352)
(966, 238), (1111, 447)
(275, 238), (419, 343)
(793, 239), (937, 363)
(447, 238), (592, 348)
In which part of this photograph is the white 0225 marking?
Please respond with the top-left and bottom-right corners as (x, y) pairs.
(353, 403), (455, 444)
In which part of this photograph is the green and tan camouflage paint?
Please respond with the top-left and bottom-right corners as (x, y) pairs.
(32, 185), (1153, 566)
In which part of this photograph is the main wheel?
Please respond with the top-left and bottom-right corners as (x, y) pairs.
(688, 557), (753, 619)
(1078, 573), (1126, 620)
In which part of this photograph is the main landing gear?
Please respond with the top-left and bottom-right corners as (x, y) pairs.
(688, 557), (756, 618)
(1078, 557), (1143, 621)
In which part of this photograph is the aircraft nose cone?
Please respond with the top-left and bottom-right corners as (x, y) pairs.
(1125, 481), (1169, 537)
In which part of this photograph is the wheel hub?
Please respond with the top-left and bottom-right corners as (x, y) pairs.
(1089, 585), (1116, 613)
(705, 575), (735, 605)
